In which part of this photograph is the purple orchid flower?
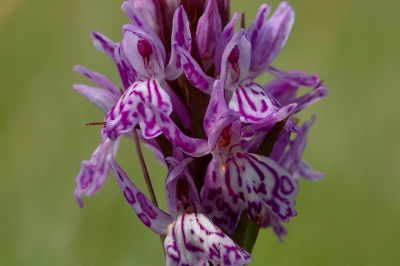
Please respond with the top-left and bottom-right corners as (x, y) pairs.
(259, 115), (324, 241)
(73, 65), (166, 206)
(177, 14), (296, 125)
(149, 80), (298, 234)
(72, 66), (121, 207)
(107, 151), (252, 266)
(218, 29), (283, 123)
(201, 80), (298, 233)
(103, 5), (192, 141)
(73, 1), (329, 263)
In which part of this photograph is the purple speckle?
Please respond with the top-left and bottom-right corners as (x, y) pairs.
(117, 171), (124, 182)
(280, 175), (295, 195)
(123, 187), (136, 204)
(137, 192), (157, 219)
(137, 39), (153, 59)
(138, 213), (151, 227)
(246, 185), (251, 193)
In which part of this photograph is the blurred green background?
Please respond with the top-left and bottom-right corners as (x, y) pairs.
(1, 0), (399, 265)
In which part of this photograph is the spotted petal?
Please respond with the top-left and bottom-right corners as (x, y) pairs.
(122, 25), (165, 80)
(74, 138), (119, 207)
(104, 78), (172, 140)
(240, 103), (296, 142)
(196, 0), (222, 70)
(229, 81), (280, 123)
(165, 213), (252, 266)
(203, 151), (298, 230)
(164, 155), (201, 217)
(165, 6), (192, 80)
(128, 0), (158, 33)
(231, 152), (298, 222)
(282, 116), (324, 181)
(121, 1), (166, 63)
(149, 104), (209, 157)
(214, 12), (241, 74)
(91, 31), (116, 60)
(114, 43), (136, 90)
(218, 30), (281, 123)
(174, 44), (215, 94)
(201, 159), (245, 234)
(107, 155), (174, 235)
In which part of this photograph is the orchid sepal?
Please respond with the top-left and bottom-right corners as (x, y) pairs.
(107, 155), (174, 235)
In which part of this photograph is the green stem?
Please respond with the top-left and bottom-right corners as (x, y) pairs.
(132, 129), (158, 206)
(131, 129), (165, 251)
(230, 212), (260, 253)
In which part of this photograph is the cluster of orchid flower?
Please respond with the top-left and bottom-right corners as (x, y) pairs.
(73, 0), (328, 265)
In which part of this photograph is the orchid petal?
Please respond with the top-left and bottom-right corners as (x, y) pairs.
(203, 80), (229, 138)
(264, 68), (321, 106)
(208, 110), (241, 153)
(174, 44), (215, 94)
(282, 116), (324, 181)
(201, 159), (244, 234)
(247, 4), (271, 44)
(165, 6), (192, 80)
(90, 31), (116, 60)
(122, 25), (165, 80)
(214, 12), (240, 74)
(226, 152), (298, 222)
(160, 79), (190, 129)
(107, 155), (174, 235)
(219, 29), (250, 87)
(128, 0), (158, 33)
(249, 2), (294, 75)
(165, 213), (252, 266)
(73, 84), (119, 113)
(121, 1), (166, 62)
(228, 81), (280, 123)
(196, 0), (222, 71)
(295, 160), (324, 181)
(149, 104), (210, 157)
(292, 86), (329, 114)
(240, 103), (296, 141)
(260, 208), (287, 242)
(164, 156), (201, 217)
(74, 138), (119, 207)
(267, 68), (320, 86)
(104, 78), (172, 140)
(73, 65), (121, 96)
(114, 43), (136, 90)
